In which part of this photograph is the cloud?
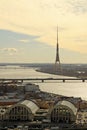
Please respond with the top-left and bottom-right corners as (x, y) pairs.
(67, 0), (87, 14)
(2, 48), (17, 52)
(71, 35), (87, 43)
(39, 0), (87, 15)
(73, 38), (87, 43)
(0, 48), (18, 56)
(0, 29), (39, 41)
(18, 39), (29, 43)
(0, 29), (40, 46)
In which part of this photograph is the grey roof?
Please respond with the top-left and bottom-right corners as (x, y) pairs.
(55, 100), (77, 115)
(19, 100), (39, 114)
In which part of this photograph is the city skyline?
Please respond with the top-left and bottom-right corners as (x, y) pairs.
(0, 0), (87, 63)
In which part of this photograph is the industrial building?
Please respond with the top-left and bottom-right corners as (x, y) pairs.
(7, 100), (39, 121)
(49, 100), (77, 124)
(0, 99), (78, 124)
(24, 83), (40, 92)
(0, 100), (39, 121)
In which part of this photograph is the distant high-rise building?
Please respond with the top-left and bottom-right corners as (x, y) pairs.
(55, 26), (61, 72)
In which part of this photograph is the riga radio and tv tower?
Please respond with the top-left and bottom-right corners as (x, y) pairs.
(55, 26), (61, 72)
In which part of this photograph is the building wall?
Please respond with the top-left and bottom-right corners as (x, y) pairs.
(48, 100), (77, 124)
(50, 106), (76, 123)
(0, 100), (39, 121)
(7, 105), (33, 121)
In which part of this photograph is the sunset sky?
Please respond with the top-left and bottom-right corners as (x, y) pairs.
(0, 0), (87, 63)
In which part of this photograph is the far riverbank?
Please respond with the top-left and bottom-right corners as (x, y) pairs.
(36, 64), (87, 78)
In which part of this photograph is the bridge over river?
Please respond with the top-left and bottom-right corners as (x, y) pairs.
(0, 78), (87, 83)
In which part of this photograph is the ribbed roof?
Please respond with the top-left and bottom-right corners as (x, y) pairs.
(55, 100), (77, 115)
(20, 100), (39, 114)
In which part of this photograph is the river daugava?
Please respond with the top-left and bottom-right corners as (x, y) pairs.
(0, 66), (87, 100)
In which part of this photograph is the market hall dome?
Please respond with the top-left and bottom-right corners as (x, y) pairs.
(7, 100), (39, 121)
(49, 100), (77, 124)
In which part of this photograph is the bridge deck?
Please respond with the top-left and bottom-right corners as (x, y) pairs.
(0, 78), (87, 83)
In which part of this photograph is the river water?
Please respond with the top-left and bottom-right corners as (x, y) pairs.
(0, 67), (87, 100)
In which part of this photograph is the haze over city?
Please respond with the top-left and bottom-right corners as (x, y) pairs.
(0, 0), (87, 63)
